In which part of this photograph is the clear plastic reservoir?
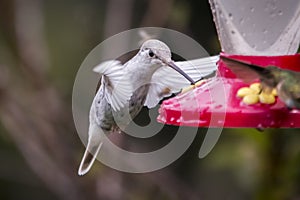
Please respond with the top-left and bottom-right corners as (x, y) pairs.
(209, 0), (300, 55)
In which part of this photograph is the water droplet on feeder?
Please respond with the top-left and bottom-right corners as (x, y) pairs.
(290, 122), (295, 127)
(256, 124), (265, 132)
(214, 104), (223, 109)
(217, 120), (224, 124)
(270, 10), (277, 18)
(170, 117), (175, 122)
(270, 121), (275, 126)
(239, 18), (245, 25)
(263, 29), (268, 34)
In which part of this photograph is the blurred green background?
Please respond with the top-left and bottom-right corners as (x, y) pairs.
(0, 0), (300, 200)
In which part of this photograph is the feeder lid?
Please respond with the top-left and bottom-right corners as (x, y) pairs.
(157, 53), (300, 128)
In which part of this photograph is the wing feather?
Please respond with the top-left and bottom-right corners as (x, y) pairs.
(220, 56), (269, 83)
(93, 60), (133, 111)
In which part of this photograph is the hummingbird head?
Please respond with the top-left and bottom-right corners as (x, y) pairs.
(139, 39), (195, 84)
(140, 39), (172, 65)
(262, 66), (283, 87)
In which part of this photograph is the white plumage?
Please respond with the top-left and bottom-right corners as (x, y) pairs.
(78, 39), (219, 175)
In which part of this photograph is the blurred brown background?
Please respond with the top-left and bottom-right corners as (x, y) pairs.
(0, 0), (300, 199)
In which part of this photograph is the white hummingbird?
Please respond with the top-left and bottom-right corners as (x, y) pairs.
(78, 39), (219, 175)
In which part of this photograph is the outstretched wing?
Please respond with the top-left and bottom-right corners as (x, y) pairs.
(144, 55), (219, 108)
(220, 56), (270, 83)
(93, 60), (133, 111)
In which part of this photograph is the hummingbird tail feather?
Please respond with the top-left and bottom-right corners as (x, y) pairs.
(78, 141), (103, 176)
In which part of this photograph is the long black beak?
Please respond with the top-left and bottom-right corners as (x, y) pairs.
(164, 60), (196, 85)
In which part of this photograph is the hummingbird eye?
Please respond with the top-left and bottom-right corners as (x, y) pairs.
(148, 50), (155, 58)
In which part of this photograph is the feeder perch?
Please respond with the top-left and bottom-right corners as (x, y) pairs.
(157, 0), (300, 128)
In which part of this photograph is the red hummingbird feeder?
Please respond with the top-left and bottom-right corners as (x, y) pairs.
(157, 53), (300, 128)
(157, 0), (300, 128)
